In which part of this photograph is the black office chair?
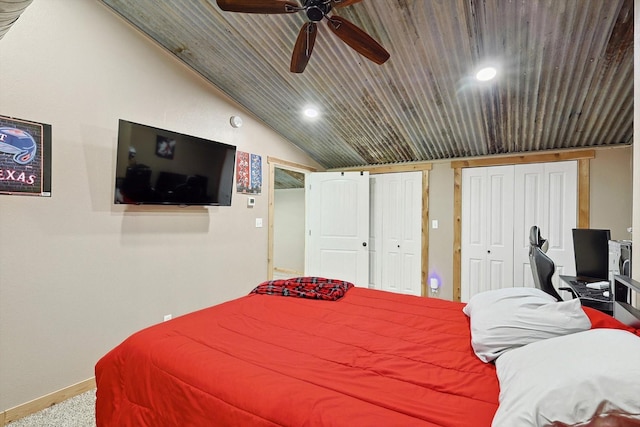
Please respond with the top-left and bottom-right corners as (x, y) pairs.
(528, 226), (575, 301)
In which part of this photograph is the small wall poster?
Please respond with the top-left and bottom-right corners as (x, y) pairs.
(0, 115), (52, 197)
(236, 151), (262, 195)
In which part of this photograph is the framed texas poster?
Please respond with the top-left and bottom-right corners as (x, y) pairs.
(0, 115), (52, 197)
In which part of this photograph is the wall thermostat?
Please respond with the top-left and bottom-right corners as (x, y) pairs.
(247, 197), (255, 207)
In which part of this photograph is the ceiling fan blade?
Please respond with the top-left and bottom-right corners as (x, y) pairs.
(216, 0), (299, 14)
(332, 0), (364, 8)
(326, 16), (390, 65)
(290, 22), (318, 73)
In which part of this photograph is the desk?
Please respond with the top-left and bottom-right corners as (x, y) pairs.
(559, 275), (613, 315)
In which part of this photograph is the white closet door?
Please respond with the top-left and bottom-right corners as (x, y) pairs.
(462, 168), (487, 301)
(368, 175), (382, 289)
(513, 161), (577, 294)
(380, 172), (422, 296)
(306, 171), (370, 287)
(543, 161), (578, 281)
(461, 166), (514, 302)
(513, 164), (545, 287)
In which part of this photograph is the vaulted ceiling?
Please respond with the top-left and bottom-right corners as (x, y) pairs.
(101, 1), (632, 169)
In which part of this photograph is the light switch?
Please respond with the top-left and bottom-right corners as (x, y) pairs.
(432, 220), (439, 229)
(255, 218), (263, 228)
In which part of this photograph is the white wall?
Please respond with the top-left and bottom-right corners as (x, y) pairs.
(590, 148), (634, 240)
(274, 188), (305, 274)
(0, 0), (320, 410)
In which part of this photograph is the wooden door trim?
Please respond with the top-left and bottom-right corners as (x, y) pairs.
(450, 149), (595, 169)
(267, 158), (316, 280)
(421, 170), (429, 296)
(334, 162), (432, 174)
(453, 168), (462, 302)
(577, 159), (590, 228)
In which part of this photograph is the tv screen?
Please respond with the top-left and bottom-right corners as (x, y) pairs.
(572, 228), (611, 280)
(114, 120), (236, 206)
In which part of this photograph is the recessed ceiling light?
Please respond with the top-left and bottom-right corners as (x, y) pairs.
(476, 67), (497, 81)
(303, 107), (319, 118)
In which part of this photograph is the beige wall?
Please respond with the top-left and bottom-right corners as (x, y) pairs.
(590, 147), (634, 240)
(0, 0), (320, 411)
(425, 163), (455, 300)
(274, 188), (306, 274)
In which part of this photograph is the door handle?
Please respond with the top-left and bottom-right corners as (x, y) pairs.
(362, 242), (367, 247)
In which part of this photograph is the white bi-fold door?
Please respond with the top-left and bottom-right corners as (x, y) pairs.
(306, 171), (370, 287)
(369, 172), (422, 296)
(461, 166), (515, 301)
(513, 161), (577, 297)
(306, 171), (421, 295)
(461, 161), (577, 302)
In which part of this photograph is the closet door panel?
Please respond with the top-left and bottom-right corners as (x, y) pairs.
(400, 175), (422, 294)
(381, 174), (402, 293)
(544, 162), (578, 290)
(513, 161), (577, 291)
(464, 161), (577, 300)
(466, 258), (486, 298)
(461, 168), (489, 301)
(489, 259), (507, 290)
(514, 165), (545, 288)
(486, 167), (514, 291)
(368, 175), (382, 289)
(307, 172), (370, 286)
(462, 166), (513, 301)
(380, 172), (422, 296)
(383, 252), (401, 292)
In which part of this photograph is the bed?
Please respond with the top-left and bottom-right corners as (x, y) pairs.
(95, 278), (640, 426)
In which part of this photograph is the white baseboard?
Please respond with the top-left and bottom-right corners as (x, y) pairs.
(1, 377), (96, 425)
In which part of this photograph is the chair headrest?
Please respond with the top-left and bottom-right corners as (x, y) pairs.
(529, 226), (541, 245)
(529, 226), (549, 253)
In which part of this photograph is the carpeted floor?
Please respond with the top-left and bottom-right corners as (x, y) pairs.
(7, 390), (96, 427)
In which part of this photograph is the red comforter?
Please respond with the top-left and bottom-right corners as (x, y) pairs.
(95, 288), (500, 426)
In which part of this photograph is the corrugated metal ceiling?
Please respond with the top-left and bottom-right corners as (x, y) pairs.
(275, 167), (305, 189)
(100, 0), (633, 169)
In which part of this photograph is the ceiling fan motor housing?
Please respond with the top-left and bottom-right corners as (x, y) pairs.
(304, 0), (331, 21)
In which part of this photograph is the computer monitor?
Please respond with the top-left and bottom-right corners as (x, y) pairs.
(572, 228), (611, 280)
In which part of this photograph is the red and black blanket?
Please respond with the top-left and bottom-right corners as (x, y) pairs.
(250, 276), (354, 301)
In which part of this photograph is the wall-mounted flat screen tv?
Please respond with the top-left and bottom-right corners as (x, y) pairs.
(114, 120), (236, 206)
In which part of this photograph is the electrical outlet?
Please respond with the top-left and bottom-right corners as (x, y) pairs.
(163, 314), (172, 322)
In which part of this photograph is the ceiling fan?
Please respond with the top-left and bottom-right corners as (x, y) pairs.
(216, 0), (390, 73)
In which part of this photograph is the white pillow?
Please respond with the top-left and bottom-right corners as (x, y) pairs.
(462, 287), (591, 362)
(493, 329), (640, 426)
